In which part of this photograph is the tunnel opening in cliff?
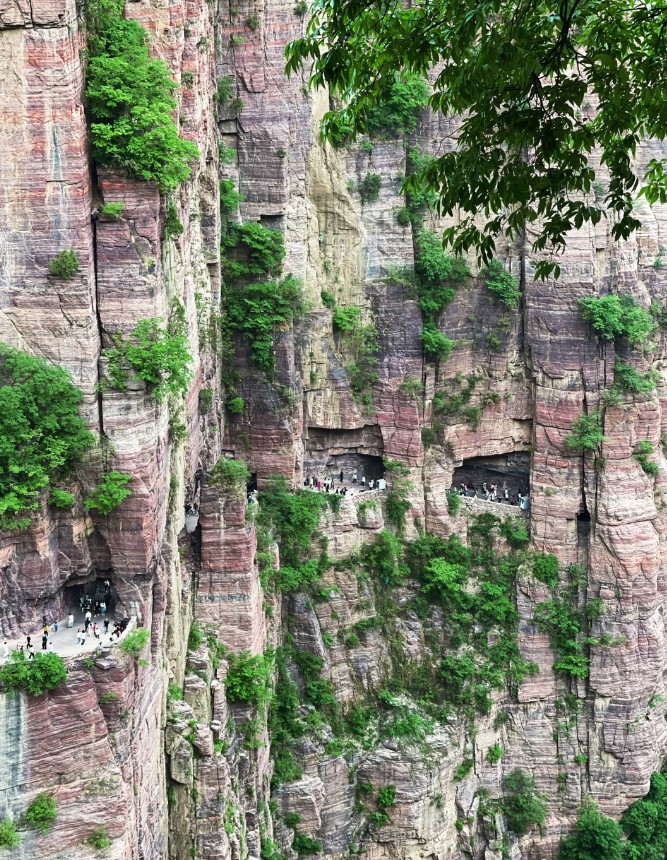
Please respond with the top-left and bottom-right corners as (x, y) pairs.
(64, 577), (118, 618)
(452, 452), (530, 500)
(304, 426), (385, 481)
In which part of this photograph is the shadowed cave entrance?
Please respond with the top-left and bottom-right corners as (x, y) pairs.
(304, 426), (385, 482)
(64, 577), (118, 617)
(452, 452), (530, 500)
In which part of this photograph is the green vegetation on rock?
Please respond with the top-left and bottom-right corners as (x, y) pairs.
(414, 231), (469, 317)
(359, 173), (381, 202)
(87, 827), (113, 850)
(564, 412), (606, 453)
(501, 768), (547, 836)
(226, 651), (274, 706)
(0, 819), (20, 848)
(224, 222), (286, 280)
(561, 772), (667, 860)
(579, 295), (655, 346)
(100, 202), (125, 219)
(422, 323), (454, 362)
(85, 470), (132, 515)
(85, 0), (198, 191)
(482, 259), (521, 308)
(24, 793), (57, 833)
(0, 651), (67, 696)
(613, 359), (659, 395)
(209, 457), (250, 493)
(634, 440), (660, 477)
(225, 276), (305, 374)
(105, 316), (193, 403)
(48, 250), (80, 279)
(120, 628), (150, 657)
(0, 345), (94, 529)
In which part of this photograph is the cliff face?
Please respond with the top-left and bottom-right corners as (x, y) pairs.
(1, 0), (667, 858)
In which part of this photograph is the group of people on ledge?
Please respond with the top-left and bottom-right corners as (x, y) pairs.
(303, 470), (387, 494)
(455, 481), (530, 510)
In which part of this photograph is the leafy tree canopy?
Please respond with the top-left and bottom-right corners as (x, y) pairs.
(560, 803), (623, 860)
(0, 345), (94, 529)
(0, 650), (68, 696)
(286, 0), (667, 278)
(86, 0), (198, 192)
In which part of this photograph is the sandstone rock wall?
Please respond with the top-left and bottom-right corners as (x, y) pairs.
(2, 0), (667, 857)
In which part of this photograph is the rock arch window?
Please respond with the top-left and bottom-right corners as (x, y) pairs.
(452, 452), (530, 501)
(304, 426), (385, 482)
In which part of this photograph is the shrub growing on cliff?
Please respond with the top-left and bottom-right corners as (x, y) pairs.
(482, 260), (521, 308)
(532, 552), (560, 588)
(48, 488), (76, 510)
(164, 201), (184, 240)
(533, 596), (588, 679)
(0, 345), (94, 529)
(385, 476), (413, 532)
(100, 202), (125, 219)
(208, 456), (250, 493)
(359, 172), (381, 202)
(120, 628), (150, 657)
(226, 275), (306, 374)
(226, 651), (274, 706)
(0, 651), (68, 696)
(85, 471), (132, 515)
(24, 793), (57, 833)
(291, 833), (323, 856)
(226, 396), (245, 414)
(564, 412), (606, 453)
(48, 250), (80, 279)
(614, 358), (659, 395)
(105, 317), (193, 403)
(621, 770), (667, 860)
(414, 231), (469, 318)
(579, 295), (655, 346)
(560, 803), (623, 860)
(447, 490), (462, 516)
(422, 323), (454, 362)
(332, 306), (361, 332)
(501, 768), (547, 836)
(346, 323), (380, 406)
(363, 530), (405, 585)
(634, 440), (660, 476)
(257, 475), (327, 567)
(224, 222), (285, 279)
(499, 517), (529, 548)
(486, 743), (504, 764)
(85, 0), (198, 191)
(0, 819), (20, 848)
(87, 827), (112, 850)
(366, 73), (430, 138)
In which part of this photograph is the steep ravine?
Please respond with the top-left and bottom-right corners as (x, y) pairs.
(1, 0), (667, 858)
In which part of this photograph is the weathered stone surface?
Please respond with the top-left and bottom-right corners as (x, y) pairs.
(3, 0), (667, 856)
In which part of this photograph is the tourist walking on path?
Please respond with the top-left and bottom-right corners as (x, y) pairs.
(67, 613), (74, 628)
